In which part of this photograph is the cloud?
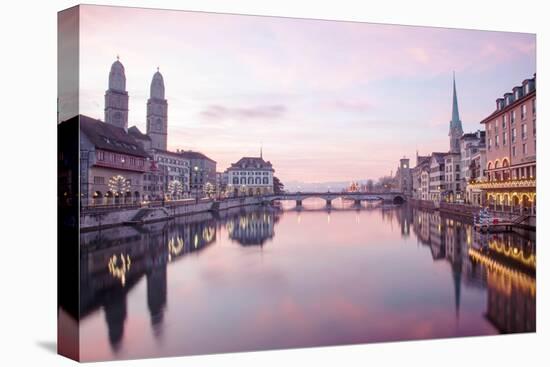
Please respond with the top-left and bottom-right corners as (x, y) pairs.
(199, 104), (287, 122)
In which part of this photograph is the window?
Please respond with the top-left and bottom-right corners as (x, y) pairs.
(523, 143), (527, 155)
(233, 177), (239, 184)
(521, 124), (527, 140)
(512, 128), (516, 143)
(503, 131), (507, 145)
(494, 121), (498, 134)
(502, 115), (506, 128)
(97, 151), (105, 161)
(521, 104), (527, 120)
(495, 135), (499, 147)
(512, 146), (516, 157)
(93, 176), (105, 185)
(262, 177), (268, 184)
(511, 110), (516, 124)
(488, 138), (492, 150)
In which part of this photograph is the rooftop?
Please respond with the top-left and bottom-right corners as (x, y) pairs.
(76, 115), (149, 158)
(228, 156), (274, 171)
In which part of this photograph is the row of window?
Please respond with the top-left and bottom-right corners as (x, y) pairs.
(487, 165), (536, 181)
(488, 123), (534, 150)
(160, 164), (189, 174)
(233, 171), (271, 176)
(157, 156), (189, 166)
(489, 99), (536, 133)
(232, 177), (270, 185)
(445, 164), (460, 173)
(96, 150), (145, 168)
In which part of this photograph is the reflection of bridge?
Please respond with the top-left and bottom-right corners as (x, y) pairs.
(263, 191), (406, 206)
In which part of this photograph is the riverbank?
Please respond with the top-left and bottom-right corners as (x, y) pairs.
(80, 196), (266, 231)
(409, 199), (536, 230)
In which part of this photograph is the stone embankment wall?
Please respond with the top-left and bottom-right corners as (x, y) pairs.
(81, 196), (265, 231)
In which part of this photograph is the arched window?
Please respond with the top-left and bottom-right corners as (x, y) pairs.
(255, 177), (261, 185)
(240, 177), (246, 185)
(248, 177), (254, 185)
(233, 177), (239, 184)
(262, 177), (268, 185)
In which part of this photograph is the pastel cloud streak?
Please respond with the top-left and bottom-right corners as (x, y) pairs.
(73, 5), (536, 182)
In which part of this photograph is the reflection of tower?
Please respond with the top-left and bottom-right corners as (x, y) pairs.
(146, 265), (167, 338)
(399, 204), (413, 238)
(451, 261), (462, 321)
(104, 57), (129, 129)
(104, 291), (127, 352)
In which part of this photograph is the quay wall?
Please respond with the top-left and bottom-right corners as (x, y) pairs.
(408, 198), (437, 210)
(81, 196), (265, 231)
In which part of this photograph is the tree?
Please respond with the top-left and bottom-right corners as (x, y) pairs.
(168, 180), (183, 199)
(203, 182), (216, 198)
(273, 176), (285, 194)
(108, 175), (130, 195)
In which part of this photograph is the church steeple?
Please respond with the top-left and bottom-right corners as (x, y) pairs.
(105, 57), (129, 129)
(449, 72), (463, 153)
(146, 67), (168, 150)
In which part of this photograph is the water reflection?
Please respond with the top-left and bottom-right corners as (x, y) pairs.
(79, 203), (535, 360)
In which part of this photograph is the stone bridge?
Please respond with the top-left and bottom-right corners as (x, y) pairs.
(263, 191), (406, 206)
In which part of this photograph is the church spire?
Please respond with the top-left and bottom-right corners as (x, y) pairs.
(449, 72), (463, 153)
(451, 71), (461, 125)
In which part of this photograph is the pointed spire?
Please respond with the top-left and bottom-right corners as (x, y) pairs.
(260, 143), (263, 159)
(451, 71), (461, 125)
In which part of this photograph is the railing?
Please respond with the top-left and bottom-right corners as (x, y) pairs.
(468, 178), (535, 189)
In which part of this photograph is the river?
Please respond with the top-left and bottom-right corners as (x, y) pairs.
(78, 199), (536, 361)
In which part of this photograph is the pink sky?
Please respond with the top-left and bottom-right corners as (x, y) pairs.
(67, 5), (535, 183)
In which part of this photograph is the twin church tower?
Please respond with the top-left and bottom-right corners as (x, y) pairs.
(104, 57), (168, 150)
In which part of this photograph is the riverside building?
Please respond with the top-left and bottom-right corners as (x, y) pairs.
(471, 74), (536, 213)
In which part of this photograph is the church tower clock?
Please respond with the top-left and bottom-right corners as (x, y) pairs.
(104, 57), (129, 129)
(146, 68), (168, 150)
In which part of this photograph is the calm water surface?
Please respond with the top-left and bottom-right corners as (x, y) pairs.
(79, 200), (536, 361)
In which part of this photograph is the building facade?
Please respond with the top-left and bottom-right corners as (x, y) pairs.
(226, 156), (275, 196)
(443, 152), (461, 202)
(472, 74), (536, 212)
(179, 151), (217, 195)
(411, 154), (431, 200)
(142, 149), (190, 200)
(78, 115), (148, 206)
(428, 153), (446, 202)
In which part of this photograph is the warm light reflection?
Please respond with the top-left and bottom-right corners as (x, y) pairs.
(107, 253), (131, 286)
(488, 239), (536, 268)
(168, 236), (184, 261)
(468, 248), (535, 296)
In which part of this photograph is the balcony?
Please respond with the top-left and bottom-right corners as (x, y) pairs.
(468, 178), (536, 190)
